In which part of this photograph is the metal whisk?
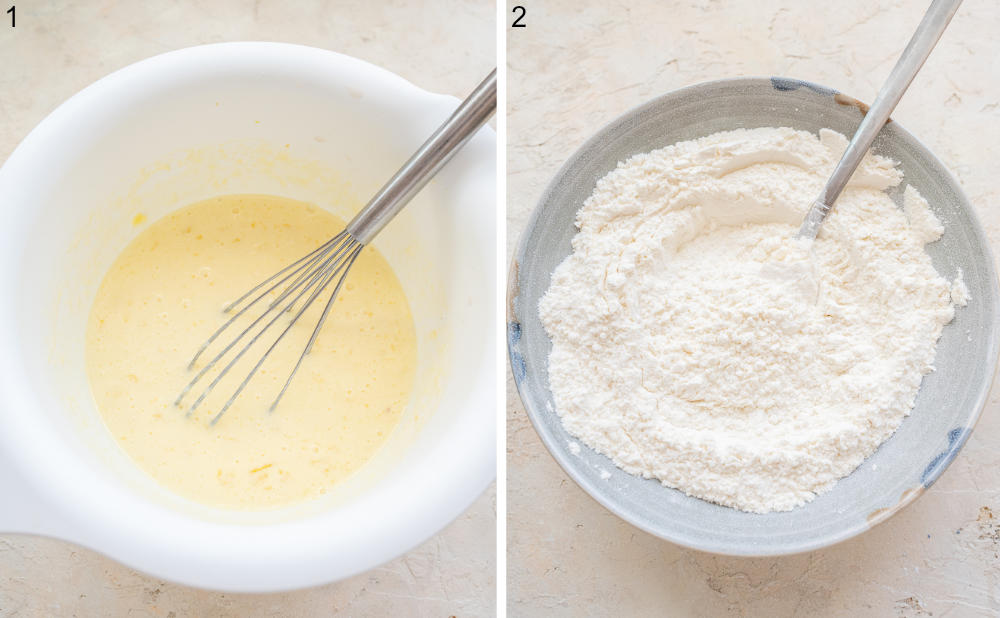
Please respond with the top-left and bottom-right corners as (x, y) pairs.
(175, 69), (497, 425)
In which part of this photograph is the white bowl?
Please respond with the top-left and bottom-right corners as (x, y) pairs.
(0, 42), (496, 591)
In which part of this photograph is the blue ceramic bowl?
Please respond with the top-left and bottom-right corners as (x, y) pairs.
(508, 77), (1000, 555)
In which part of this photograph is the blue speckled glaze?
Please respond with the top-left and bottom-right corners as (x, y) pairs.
(770, 77), (837, 96)
(508, 77), (1000, 556)
(507, 321), (526, 383)
(921, 427), (972, 487)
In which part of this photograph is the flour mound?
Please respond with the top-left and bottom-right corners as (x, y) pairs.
(539, 127), (963, 513)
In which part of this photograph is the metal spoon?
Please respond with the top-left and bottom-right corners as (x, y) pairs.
(798, 0), (962, 240)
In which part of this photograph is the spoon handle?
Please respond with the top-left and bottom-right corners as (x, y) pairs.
(798, 0), (963, 239)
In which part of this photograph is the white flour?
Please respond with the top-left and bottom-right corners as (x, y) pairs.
(540, 127), (965, 513)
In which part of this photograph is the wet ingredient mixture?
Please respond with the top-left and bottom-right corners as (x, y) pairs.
(540, 127), (967, 513)
(86, 195), (417, 509)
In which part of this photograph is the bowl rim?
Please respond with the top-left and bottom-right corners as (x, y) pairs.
(507, 75), (1000, 556)
(0, 41), (497, 591)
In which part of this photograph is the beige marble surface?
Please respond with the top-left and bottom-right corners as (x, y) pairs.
(507, 0), (1000, 616)
(0, 1), (495, 616)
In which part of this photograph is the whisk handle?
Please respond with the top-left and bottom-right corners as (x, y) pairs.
(346, 69), (497, 244)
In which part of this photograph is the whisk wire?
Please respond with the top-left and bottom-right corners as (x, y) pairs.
(175, 238), (349, 406)
(207, 240), (363, 425)
(270, 246), (362, 412)
(187, 231), (351, 369)
(183, 252), (340, 415)
(177, 235), (360, 416)
(222, 231), (345, 313)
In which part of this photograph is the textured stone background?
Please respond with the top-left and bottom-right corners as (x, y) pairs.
(0, 1), (495, 616)
(507, 1), (1000, 616)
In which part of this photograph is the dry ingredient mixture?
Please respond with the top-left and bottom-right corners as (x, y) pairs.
(540, 127), (967, 513)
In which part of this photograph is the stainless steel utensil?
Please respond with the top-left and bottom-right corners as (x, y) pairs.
(176, 69), (497, 424)
(798, 0), (962, 239)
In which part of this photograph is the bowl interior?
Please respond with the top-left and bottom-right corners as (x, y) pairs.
(0, 43), (495, 590)
(509, 77), (999, 555)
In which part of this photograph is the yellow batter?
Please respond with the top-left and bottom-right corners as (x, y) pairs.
(86, 195), (417, 509)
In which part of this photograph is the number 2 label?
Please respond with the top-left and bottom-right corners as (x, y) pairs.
(512, 5), (525, 28)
